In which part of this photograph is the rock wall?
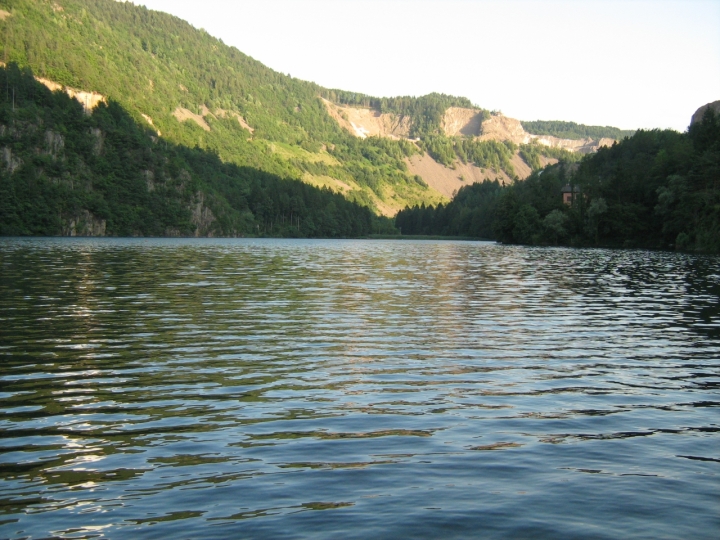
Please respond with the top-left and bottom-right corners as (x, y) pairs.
(441, 107), (485, 137)
(691, 100), (720, 125)
(323, 100), (614, 154)
(321, 99), (411, 139)
(35, 77), (106, 113)
(62, 210), (107, 236)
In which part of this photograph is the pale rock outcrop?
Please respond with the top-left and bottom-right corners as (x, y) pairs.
(2, 146), (22, 173)
(475, 113), (613, 154)
(323, 99), (614, 155)
(173, 107), (210, 131)
(191, 191), (216, 237)
(441, 107), (486, 137)
(141, 114), (161, 136)
(172, 105), (255, 134)
(35, 77), (106, 113)
(322, 98), (411, 139)
(62, 210), (107, 236)
(214, 108), (254, 133)
(44, 130), (64, 157)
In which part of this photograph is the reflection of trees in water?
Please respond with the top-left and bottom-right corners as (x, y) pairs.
(1, 239), (719, 523)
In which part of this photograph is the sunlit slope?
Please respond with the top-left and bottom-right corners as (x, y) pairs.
(0, 0), (444, 214)
(0, 0), (637, 216)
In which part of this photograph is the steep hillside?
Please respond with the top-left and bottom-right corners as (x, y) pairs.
(520, 120), (635, 141)
(319, 98), (615, 189)
(478, 114), (615, 153)
(397, 109), (720, 253)
(0, 0), (445, 215)
(0, 0), (635, 227)
(0, 64), (388, 237)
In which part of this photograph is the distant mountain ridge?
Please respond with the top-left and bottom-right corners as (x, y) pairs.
(0, 0), (636, 225)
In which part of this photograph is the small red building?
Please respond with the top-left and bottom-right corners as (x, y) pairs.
(561, 184), (582, 205)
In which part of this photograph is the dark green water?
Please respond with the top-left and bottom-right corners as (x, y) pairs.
(0, 238), (718, 539)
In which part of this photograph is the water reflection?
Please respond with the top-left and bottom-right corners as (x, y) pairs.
(0, 239), (718, 539)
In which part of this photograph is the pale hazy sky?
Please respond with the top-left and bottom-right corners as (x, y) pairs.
(134, 0), (720, 131)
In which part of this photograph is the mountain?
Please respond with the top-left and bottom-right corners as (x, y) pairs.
(0, 0), (636, 235)
(396, 107), (720, 253)
(0, 63), (389, 237)
(691, 101), (720, 126)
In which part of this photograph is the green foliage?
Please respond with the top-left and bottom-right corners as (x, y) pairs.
(318, 90), (487, 137)
(395, 179), (503, 238)
(0, 64), (390, 237)
(0, 0), (441, 213)
(417, 135), (518, 176)
(0, 0), (649, 226)
(519, 142), (582, 171)
(521, 120), (636, 140)
(396, 111), (720, 253)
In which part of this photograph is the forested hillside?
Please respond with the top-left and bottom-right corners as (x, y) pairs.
(0, 0), (445, 215)
(397, 110), (720, 253)
(0, 0), (651, 238)
(521, 120), (636, 141)
(0, 63), (392, 237)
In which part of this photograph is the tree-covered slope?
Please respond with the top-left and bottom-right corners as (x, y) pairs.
(0, 0), (639, 229)
(397, 110), (720, 253)
(0, 63), (392, 237)
(521, 120), (636, 141)
(0, 0), (445, 215)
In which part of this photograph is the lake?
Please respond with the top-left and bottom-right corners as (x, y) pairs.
(0, 238), (718, 539)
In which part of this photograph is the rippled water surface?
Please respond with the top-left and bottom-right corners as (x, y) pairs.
(1, 238), (719, 539)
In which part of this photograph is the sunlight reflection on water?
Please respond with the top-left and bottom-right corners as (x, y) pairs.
(0, 238), (718, 539)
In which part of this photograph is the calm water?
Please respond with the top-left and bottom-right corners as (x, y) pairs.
(0, 238), (718, 539)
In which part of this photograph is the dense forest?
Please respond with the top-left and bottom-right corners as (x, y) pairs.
(0, 0), (446, 214)
(0, 63), (394, 237)
(0, 0), (632, 222)
(0, 0), (661, 241)
(521, 120), (636, 141)
(397, 110), (720, 253)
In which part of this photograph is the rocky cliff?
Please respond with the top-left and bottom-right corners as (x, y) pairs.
(691, 100), (720, 126)
(323, 100), (614, 155)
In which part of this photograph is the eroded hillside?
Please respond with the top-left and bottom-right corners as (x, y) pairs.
(0, 0), (631, 227)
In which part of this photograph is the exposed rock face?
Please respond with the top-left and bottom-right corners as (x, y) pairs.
(35, 77), (106, 113)
(2, 146), (22, 173)
(141, 114), (161, 136)
(191, 191), (216, 237)
(441, 107), (485, 137)
(478, 114), (531, 144)
(323, 100), (614, 154)
(214, 108), (254, 133)
(44, 130), (64, 157)
(321, 99), (411, 139)
(62, 210), (107, 236)
(475, 112), (613, 154)
(691, 100), (720, 125)
(173, 107), (211, 131)
(405, 151), (557, 198)
(172, 105), (254, 134)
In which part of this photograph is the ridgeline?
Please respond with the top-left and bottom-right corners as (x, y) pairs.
(397, 109), (720, 253)
(0, 0), (639, 238)
(0, 64), (392, 237)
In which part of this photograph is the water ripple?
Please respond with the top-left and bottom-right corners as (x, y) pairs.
(0, 238), (718, 539)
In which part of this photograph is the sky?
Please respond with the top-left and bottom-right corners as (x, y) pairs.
(133, 0), (720, 132)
